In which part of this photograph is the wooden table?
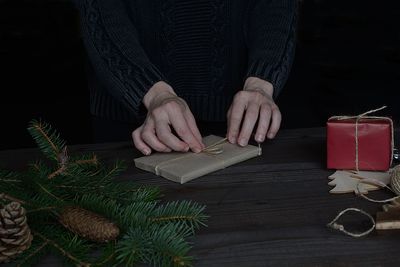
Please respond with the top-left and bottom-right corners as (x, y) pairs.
(1, 127), (399, 266)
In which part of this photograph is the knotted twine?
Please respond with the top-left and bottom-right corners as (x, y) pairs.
(327, 106), (397, 237)
(328, 106), (394, 171)
(154, 137), (262, 175)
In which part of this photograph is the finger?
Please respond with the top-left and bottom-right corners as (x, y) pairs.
(267, 106), (282, 139)
(238, 103), (260, 146)
(169, 110), (203, 153)
(152, 107), (189, 152)
(227, 93), (247, 144)
(132, 126), (151, 155)
(184, 110), (205, 149)
(155, 118), (189, 152)
(142, 120), (171, 152)
(254, 104), (272, 143)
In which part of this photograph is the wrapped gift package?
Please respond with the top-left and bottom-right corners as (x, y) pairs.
(327, 116), (393, 171)
(134, 135), (261, 184)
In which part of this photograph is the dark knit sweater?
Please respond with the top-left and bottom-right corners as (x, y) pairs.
(74, 0), (297, 123)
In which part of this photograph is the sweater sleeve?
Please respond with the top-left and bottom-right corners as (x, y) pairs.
(73, 0), (165, 115)
(245, 0), (298, 99)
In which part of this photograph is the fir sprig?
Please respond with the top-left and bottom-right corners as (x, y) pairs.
(0, 119), (207, 266)
(27, 120), (66, 162)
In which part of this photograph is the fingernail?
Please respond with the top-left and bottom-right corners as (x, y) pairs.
(239, 138), (247, 147)
(143, 149), (151, 155)
(193, 147), (202, 153)
(268, 133), (275, 139)
(229, 136), (236, 144)
(256, 134), (264, 143)
(164, 148), (171, 152)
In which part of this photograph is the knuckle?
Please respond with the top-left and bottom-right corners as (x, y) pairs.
(230, 116), (242, 124)
(151, 108), (162, 118)
(141, 130), (151, 140)
(234, 90), (247, 100)
(157, 131), (169, 141)
(271, 104), (280, 112)
(132, 129), (140, 137)
(261, 103), (273, 111)
(164, 100), (180, 111)
(175, 127), (188, 137)
(247, 108), (259, 118)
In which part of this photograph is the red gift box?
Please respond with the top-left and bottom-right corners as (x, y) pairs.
(327, 111), (393, 171)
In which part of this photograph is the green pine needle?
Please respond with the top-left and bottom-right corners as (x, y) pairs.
(27, 119), (66, 161)
(151, 201), (208, 230)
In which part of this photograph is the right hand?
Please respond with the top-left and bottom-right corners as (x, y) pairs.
(132, 81), (204, 155)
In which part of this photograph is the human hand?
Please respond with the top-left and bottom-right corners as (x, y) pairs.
(227, 77), (281, 146)
(132, 81), (204, 155)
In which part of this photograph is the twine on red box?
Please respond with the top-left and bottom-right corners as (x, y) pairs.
(328, 106), (394, 171)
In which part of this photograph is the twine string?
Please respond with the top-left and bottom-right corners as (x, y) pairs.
(153, 137), (262, 175)
(154, 138), (228, 175)
(327, 208), (376, 238)
(355, 175), (400, 204)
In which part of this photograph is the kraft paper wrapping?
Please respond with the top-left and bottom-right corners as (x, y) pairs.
(134, 135), (261, 184)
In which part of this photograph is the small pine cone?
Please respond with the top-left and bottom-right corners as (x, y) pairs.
(59, 206), (119, 243)
(0, 202), (33, 263)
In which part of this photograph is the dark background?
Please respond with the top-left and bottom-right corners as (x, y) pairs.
(1, 0), (399, 150)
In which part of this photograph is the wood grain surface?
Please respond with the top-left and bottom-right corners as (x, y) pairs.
(1, 127), (399, 266)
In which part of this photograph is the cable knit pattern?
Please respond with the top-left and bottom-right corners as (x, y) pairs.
(210, 0), (229, 94)
(74, 0), (297, 122)
(78, 0), (165, 116)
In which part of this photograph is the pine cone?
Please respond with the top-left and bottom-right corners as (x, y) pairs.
(59, 206), (119, 243)
(0, 202), (33, 263)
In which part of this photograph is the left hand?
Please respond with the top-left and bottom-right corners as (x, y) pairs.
(227, 77), (281, 146)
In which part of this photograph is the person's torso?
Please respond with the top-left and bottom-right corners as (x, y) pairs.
(127, 0), (249, 98)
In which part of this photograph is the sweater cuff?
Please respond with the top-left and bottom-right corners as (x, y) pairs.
(246, 60), (284, 100)
(123, 64), (165, 116)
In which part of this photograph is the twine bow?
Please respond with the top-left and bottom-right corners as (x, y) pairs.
(328, 106), (393, 171)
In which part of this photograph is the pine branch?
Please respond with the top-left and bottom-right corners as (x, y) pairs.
(13, 238), (50, 267)
(116, 223), (194, 267)
(15, 240), (49, 267)
(27, 119), (66, 161)
(149, 223), (193, 267)
(119, 201), (159, 229)
(98, 160), (127, 183)
(75, 194), (122, 223)
(0, 192), (26, 204)
(34, 230), (92, 267)
(151, 201), (208, 230)
(0, 119), (208, 266)
(0, 169), (22, 183)
(70, 154), (99, 167)
(91, 242), (117, 266)
(115, 228), (147, 266)
(97, 183), (162, 204)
